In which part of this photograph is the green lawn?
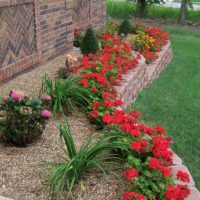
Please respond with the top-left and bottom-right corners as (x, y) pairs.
(107, 0), (200, 22)
(129, 26), (200, 189)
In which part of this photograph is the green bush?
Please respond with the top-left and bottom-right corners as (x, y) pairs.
(41, 75), (91, 115)
(119, 19), (132, 35)
(80, 27), (100, 55)
(47, 123), (128, 199)
(0, 91), (51, 147)
(73, 33), (83, 47)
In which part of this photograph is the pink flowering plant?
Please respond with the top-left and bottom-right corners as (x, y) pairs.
(0, 91), (51, 147)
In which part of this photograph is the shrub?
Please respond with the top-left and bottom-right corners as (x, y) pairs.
(80, 27), (100, 55)
(119, 19), (132, 36)
(73, 33), (83, 48)
(41, 75), (91, 115)
(47, 123), (128, 199)
(0, 91), (51, 147)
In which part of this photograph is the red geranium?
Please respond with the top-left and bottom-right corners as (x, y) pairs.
(124, 168), (139, 181)
(148, 158), (160, 170)
(176, 170), (190, 183)
(131, 140), (148, 152)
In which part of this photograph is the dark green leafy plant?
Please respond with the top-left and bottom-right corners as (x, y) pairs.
(80, 27), (100, 55)
(73, 33), (83, 47)
(47, 123), (128, 199)
(119, 19), (132, 36)
(0, 91), (51, 147)
(41, 75), (91, 115)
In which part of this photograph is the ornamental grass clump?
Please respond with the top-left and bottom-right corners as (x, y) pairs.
(80, 27), (100, 55)
(0, 91), (51, 147)
(41, 75), (91, 115)
(47, 123), (128, 199)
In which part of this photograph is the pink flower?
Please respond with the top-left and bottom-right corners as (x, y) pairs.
(10, 91), (23, 100)
(41, 110), (51, 118)
(44, 95), (51, 102)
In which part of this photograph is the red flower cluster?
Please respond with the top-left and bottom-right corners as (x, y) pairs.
(78, 34), (140, 125)
(176, 170), (190, 183)
(165, 185), (191, 200)
(124, 168), (139, 181)
(123, 191), (146, 200)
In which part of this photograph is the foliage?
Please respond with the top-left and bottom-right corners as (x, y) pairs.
(119, 19), (132, 36)
(0, 91), (51, 147)
(80, 27), (100, 55)
(48, 123), (128, 199)
(106, 0), (200, 22)
(73, 33), (83, 48)
(41, 75), (91, 115)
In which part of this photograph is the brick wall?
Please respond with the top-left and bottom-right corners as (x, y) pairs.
(73, 0), (106, 31)
(0, 0), (106, 82)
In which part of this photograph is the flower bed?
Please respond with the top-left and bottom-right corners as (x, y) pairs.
(76, 24), (192, 200)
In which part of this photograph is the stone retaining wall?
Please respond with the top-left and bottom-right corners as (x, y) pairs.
(115, 41), (173, 110)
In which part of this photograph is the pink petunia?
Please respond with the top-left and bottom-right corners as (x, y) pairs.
(41, 110), (51, 118)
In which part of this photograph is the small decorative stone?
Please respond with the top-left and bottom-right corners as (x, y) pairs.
(66, 52), (80, 67)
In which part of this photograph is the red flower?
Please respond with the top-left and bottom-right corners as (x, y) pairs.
(74, 28), (78, 37)
(176, 170), (190, 183)
(102, 113), (113, 123)
(91, 87), (98, 93)
(80, 79), (89, 88)
(165, 185), (178, 200)
(131, 140), (148, 152)
(148, 158), (160, 170)
(165, 184), (191, 200)
(115, 99), (123, 106)
(124, 168), (139, 181)
(154, 125), (166, 135)
(177, 185), (191, 199)
(123, 192), (136, 200)
(129, 110), (141, 118)
(92, 102), (101, 109)
(160, 165), (171, 177)
(123, 192), (145, 200)
(89, 110), (98, 119)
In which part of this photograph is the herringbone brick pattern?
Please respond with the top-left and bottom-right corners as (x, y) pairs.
(73, 0), (90, 23)
(0, 3), (37, 68)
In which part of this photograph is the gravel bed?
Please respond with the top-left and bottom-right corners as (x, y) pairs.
(0, 55), (124, 200)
